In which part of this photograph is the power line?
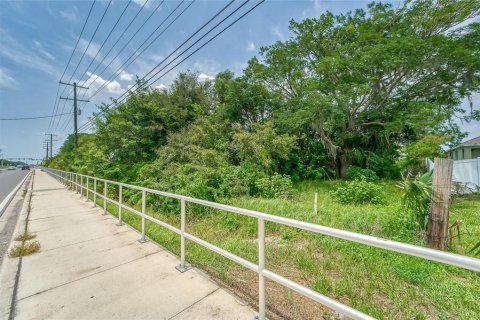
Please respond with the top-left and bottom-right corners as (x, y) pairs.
(79, 1), (265, 133)
(87, 0), (190, 99)
(0, 112), (73, 121)
(46, 1), (95, 135)
(77, 0), (165, 97)
(88, 0), (232, 101)
(65, 0), (113, 86)
(144, 1), (250, 84)
(51, 87), (73, 133)
(75, 0), (149, 92)
(78, 0), (253, 132)
(80, 1), (259, 132)
(59, 1), (97, 82)
(75, 0), (132, 88)
(53, 0), (113, 134)
(57, 0), (133, 134)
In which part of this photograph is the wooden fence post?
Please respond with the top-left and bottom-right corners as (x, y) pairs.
(426, 158), (453, 250)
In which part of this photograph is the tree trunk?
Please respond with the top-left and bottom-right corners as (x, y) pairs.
(426, 158), (453, 250)
(335, 153), (349, 179)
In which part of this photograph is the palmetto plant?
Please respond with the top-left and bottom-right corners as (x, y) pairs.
(470, 241), (480, 256)
(397, 171), (434, 229)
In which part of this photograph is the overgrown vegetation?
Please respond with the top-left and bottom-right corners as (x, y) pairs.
(80, 180), (479, 319)
(397, 172), (434, 229)
(50, 0), (479, 190)
(49, 0), (480, 318)
(331, 180), (385, 205)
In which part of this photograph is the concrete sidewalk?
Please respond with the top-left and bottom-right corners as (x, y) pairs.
(5, 170), (255, 319)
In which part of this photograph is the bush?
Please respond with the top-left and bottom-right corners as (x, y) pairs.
(346, 166), (379, 182)
(331, 180), (385, 205)
(397, 171), (433, 229)
(255, 173), (293, 198)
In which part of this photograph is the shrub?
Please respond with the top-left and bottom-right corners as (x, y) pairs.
(397, 171), (433, 229)
(346, 166), (379, 182)
(331, 180), (385, 205)
(255, 173), (293, 198)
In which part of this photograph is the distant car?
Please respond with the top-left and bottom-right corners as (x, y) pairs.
(7, 166), (16, 170)
(22, 165), (30, 170)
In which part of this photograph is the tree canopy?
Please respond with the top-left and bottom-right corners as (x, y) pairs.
(50, 0), (480, 197)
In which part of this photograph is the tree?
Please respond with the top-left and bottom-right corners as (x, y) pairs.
(248, 0), (480, 177)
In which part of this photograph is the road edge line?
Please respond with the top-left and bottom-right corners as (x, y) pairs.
(0, 172), (31, 218)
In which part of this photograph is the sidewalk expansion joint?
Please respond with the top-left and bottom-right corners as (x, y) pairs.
(167, 288), (220, 320)
(17, 250), (161, 302)
(39, 230), (132, 253)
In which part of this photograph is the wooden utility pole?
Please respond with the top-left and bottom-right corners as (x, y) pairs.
(44, 141), (49, 165)
(50, 133), (53, 160)
(73, 82), (78, 148)
(45, 134), (57, 163)
(59, 81), (89, 149)
(426, 158), (454, 250)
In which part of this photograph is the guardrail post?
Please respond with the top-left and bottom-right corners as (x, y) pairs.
(257, 218), (266, 320)
(93, 179), (97, 207)
(139, 190), (147, 243)
(80, 175), (83, 198)
(76, 174), (78, 194)
(176, 199), (191, 273)
(86, 177), (89, 202)
(103, 181), (107, 215)
(117, 185), (123, 226)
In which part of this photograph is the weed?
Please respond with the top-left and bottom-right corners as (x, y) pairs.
(9, 241), (41, 258)
(14, 232), (36, 242)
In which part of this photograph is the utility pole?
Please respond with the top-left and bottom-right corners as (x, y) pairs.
(43, 141), (49, 165)
(60, 81), (89, 149)
(45, 134), (58, 163)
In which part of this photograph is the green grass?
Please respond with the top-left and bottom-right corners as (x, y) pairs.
(90, 180), (480, 319)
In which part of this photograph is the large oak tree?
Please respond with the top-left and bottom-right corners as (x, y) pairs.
(248, 0), (480, 177)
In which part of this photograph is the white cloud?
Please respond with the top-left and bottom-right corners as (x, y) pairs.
(192, 59), (220, 74)
(302, 0), (322, 19)
(247, 41), (256, 52)
(59, 6), (78, 22)
(84, 72), (125, 96)
(33, 40), (55, 61)
(154, 84), (167, 91)
(198, 73), (214, 82)
(0, 28), (58, 78)
(78, 38), (101, 60)
(132, 0), (149, 8)
(0, 68), (17, 89)
(272, 26), (287, 41)
(119, 71), (134, 81)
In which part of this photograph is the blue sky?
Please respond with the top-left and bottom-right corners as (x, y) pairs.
(0, 0), (478, 162)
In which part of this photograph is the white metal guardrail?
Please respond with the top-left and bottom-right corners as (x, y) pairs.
(43, 168), (480, 320)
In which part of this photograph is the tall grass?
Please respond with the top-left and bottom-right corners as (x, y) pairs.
(91, 180), (480, 319)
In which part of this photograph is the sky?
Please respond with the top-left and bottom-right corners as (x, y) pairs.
(0, 0), (478, 163)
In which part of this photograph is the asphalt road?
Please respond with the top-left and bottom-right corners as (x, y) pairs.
(0, 169), (29, 266)
(0, 169), (29, 205)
